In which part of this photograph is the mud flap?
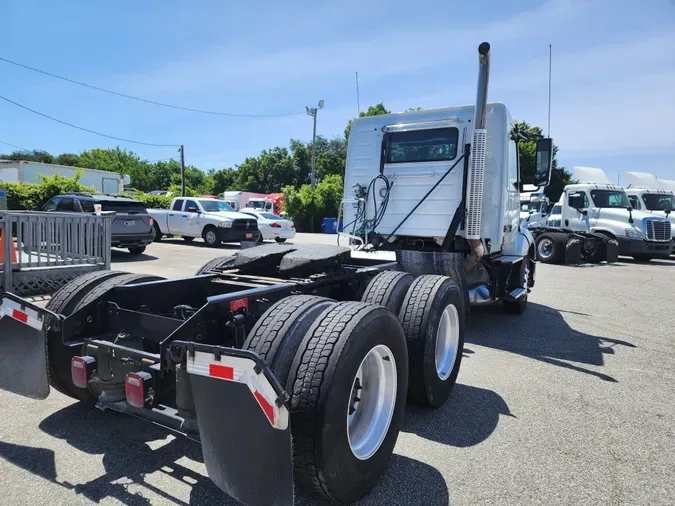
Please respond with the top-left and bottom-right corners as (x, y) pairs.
(0, 293), (58, 399)
(564, 240), (581, 264)
(605, 240), (619, 263)
(183, 344), (293, 506)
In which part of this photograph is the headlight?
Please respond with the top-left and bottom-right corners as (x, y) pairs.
(625, 228), (642, 238)
(219, 220), (233, 228)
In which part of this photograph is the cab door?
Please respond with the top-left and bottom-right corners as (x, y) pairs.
(563, 190), (590, 231)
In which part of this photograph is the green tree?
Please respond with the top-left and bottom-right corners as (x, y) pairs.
(210, 167), (238, 194)
(0, 149), (55, 163)
(517, 122), (573, 203)
(344, 103), (391, 140)
(54, 153), (80, 166)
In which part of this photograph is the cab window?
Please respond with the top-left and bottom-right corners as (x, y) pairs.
(385, 128), (458, 163)
(508, 139), (518, 190)
(567, 191), (589, 208)
(628, 195), (641, 210)
(172, 199), (184, 211)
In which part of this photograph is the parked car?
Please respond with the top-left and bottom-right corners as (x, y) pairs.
(148, 190), (171, 196)
(42, 193), (154, 255)
(239, 210), (295, 243)
(148, 197), (260, 246)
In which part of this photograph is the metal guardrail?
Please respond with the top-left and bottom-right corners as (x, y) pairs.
(1, 211), (113, 296)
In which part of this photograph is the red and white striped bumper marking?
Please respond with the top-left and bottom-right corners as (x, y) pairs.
(0, 298), (43, 330)
(187, 351), (289, 431)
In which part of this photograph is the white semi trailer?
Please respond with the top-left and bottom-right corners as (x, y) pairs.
(0, 160), (130, 194)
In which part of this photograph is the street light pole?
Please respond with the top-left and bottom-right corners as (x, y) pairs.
(179, 145), (185, 197)
(305, 100), (324, 190)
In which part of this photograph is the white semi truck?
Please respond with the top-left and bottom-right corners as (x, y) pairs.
(624, 171), (675, 255)
(520, 191), (550, 228)
(0, 42), (556, 506)
(0, 160), (130, 194)
(530, 167), (672, 263)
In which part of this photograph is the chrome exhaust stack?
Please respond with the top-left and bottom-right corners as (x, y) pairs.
(464, 42), (490, 273)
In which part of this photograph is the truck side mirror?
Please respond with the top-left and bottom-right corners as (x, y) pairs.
(533, 138), (553, 187)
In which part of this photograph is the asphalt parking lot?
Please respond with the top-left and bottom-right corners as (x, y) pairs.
(1, 234), (674, 505)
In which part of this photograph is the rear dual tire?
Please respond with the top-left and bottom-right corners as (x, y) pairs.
(45, 271), (164, 402)
(246, 297), (408, 503)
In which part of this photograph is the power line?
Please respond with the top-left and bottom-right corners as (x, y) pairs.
(0, 94), (178, 147)
(0, 55), (306, 118)
(0, 139), (29, 151)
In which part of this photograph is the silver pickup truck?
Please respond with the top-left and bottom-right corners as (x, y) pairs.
(149, 197), (261, 247)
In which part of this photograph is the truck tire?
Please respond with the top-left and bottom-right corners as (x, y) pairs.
(153, 222), (163, 242)
(73, 273), (166, 311)
(399, 275), (465, 407)
(45, 270), (129, 401)
(202, 225), (221, 247)
(244, 295), (336, 387)
(128, 246), (146, 255)
(195, 256), (236, 275)
(286, 301), (408, 502)
(535, 232), (565, 264)
(503, 296), (528, 314)
(361, 271), (415, 314)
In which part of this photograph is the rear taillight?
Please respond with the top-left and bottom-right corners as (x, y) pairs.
(149, 217), (154, 226)
(125, 371), (152, 408)
(71, 356), (96, 389)
(270, 222), (282, 228)
(290, 223), (295, 229)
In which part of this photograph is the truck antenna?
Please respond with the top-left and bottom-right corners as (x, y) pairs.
(355, 71), (361, 115)
(547, 44), (552, 137)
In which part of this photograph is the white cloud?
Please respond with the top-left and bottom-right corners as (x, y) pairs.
(115, 0), (588, 96)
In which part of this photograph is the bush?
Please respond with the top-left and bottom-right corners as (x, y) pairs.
(5, 172), (95, 210)
(133, 193), (173, 209)
(283, 174), (344, 232)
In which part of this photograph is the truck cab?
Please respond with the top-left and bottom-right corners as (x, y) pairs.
(560, 178), (672, 260)
(624, 172), (675, 253)
(520, 192), (550, 229)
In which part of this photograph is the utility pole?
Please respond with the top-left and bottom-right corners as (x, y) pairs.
(179, 145), (185, 197)
(305, 100), (324, 190)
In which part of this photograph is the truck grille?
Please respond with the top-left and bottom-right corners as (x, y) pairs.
(233, 219), (258, 230)
(645, 219), (671, 242)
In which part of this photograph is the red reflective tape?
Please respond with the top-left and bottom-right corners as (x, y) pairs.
(209, 364), (234, 380)
(229, 297), (248, 312)
(254, 390), (275, 425)
(12, 309), (28, 324)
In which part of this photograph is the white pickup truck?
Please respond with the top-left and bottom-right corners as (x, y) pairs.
(149, 197), (261, 247)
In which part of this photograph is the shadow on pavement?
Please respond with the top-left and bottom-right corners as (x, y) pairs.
(468, 302), (635, 383)
(26, 403), (232, 506)
(0, 402), (449, 506)
(618, 257), (675, 266)
(294, 454), (449, 506)
(110, 251), (159, 263)
(402, 383), (512, 447)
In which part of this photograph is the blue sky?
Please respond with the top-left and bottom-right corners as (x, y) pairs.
(2, 0), (674, 185)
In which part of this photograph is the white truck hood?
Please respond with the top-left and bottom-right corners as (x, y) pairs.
(594, 208), (670, 235)
(203, 211), (255, 220)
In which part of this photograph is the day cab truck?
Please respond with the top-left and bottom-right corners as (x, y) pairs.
(0, 42), (556, 506)
(624, 171), (675, 255)
(520, 191), (550, 229)
(529, 167), (673, 264)
(149, 197), (261, 247)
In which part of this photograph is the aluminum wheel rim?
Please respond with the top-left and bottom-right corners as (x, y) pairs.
(205, 230), (217, 244)
(347, 344), (397, 460)
(537, 238), (554, 259)
(435, 304), (460, 381)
